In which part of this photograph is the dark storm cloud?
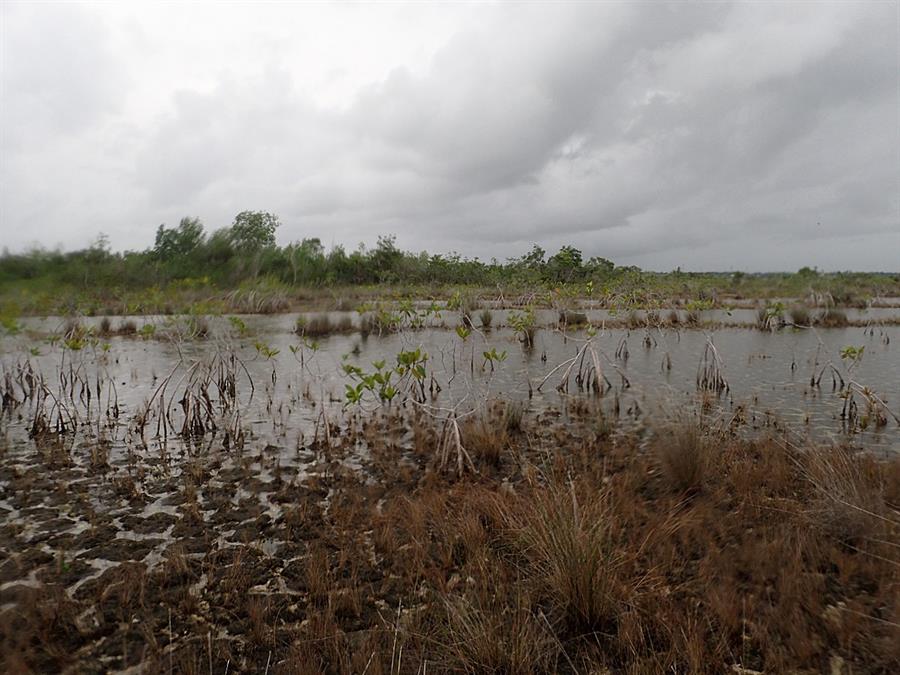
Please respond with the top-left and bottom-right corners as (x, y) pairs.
(1, 1), (897, 270)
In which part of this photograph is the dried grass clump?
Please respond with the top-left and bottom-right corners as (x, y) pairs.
(684, 310), (700, 327)
(559, 310), (588, 327)
(226, 285), (291, 314)
(816, 307), (849, 327)
(503, 401), (524, 433)
(802, 446), (893, 544)
(625, 310), (644, 330)
(358, 312), (376, 338)
(655, 420), (712, 493)
(462, 414), (509, 467)
(117, 319), (137, 335)
(439, 594), (557, 674)
(335, 314), (353, 332)
(296, 313), (332, 337)
(788, 305), (811, 326)
(508, 482), (624, 633)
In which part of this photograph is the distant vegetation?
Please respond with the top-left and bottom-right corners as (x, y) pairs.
(2, 211), (898, 315)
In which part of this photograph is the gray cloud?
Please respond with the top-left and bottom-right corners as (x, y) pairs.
(1, 1), (897, 270)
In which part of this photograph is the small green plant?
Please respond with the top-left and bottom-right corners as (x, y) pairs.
(685, 299), (714, 312)
(840, 345), (864, 365)
(1, 310), (22, 335)
(508, 307), (536, 347)
(228, 315), (249, 336)
(254, 340), (280, 360)
(64, 336), (86, 351)
(343, 348), (429, 406)
(758, 302), (784, 330)
(482, 347), (507, 371)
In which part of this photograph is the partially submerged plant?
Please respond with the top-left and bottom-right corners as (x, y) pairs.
(479, 308), (493, 329)
(508, 307), (537, 348)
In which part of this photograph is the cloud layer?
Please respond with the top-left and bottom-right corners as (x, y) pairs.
(1, 1), (897, 270)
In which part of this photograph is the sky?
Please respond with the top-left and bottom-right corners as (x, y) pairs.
(1, 1), (898, 271)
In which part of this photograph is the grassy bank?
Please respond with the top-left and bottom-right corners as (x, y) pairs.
(2, 271), (899, 320)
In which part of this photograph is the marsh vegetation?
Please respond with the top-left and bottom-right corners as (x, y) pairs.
(1, 290), (898, 673)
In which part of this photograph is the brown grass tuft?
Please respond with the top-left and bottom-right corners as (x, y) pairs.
(655, 419), (712, 493)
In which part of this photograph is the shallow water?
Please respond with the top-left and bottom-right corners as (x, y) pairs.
(4, 313), (899, 454)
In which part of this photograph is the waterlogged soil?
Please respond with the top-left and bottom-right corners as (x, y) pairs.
(1, 314), (898, 672)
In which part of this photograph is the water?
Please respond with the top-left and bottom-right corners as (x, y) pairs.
(3, 313), (898, 454)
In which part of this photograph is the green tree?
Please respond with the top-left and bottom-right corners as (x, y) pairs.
(586, 256), (615, 277)
(371, 235), (402, 282)
(286, 238), (325, 284)
(154, 217), (205, 262)
(547, 245), (584, 283)
(229, 211), (280, 278)
(230, 211), (280, 252)
(522, 244), (546, 269)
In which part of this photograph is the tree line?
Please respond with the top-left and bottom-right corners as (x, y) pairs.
(0, 211), (625, 289)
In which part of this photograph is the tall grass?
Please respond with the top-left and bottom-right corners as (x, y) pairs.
(655, 419), (711, 493)
(439, 594), (556, 673)
(461, 414), (509, 467)
(801, 446), (892, 544)
(508, 482), (623, 633)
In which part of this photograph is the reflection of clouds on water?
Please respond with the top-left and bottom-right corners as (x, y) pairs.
(3, 313), (899, 456)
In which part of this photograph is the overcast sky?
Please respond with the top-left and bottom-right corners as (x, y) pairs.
(1, 1), (898, 271)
